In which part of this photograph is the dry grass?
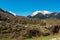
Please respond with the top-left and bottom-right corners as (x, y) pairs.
(26, 35), (60, 40)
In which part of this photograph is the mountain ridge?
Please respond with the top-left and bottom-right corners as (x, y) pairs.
(27, 10), (60, 19)
(0, 8), (16, 16)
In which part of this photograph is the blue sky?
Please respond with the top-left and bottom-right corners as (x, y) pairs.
(0, 0), (60, 16)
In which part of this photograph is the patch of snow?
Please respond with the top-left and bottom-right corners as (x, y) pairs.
(31, 10), (52, 16)
(41, 10), (52, 15)
(30, 11), (42, 16)
(9, 11), (16, 16)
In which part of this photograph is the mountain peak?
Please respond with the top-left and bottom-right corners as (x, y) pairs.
(0, 8), (16, 16)
(28, 10), (60, 19)
(30, 10), (52, 16)
(30, 11), (41, 16)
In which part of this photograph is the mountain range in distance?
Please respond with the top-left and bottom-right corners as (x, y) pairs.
(0, 8), (60, 20)
(27, 10), (60, 19)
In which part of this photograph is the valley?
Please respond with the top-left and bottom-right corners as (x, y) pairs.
(0, 8), (60, 40)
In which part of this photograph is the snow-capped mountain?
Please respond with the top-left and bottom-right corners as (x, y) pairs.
(30, 10), (52, 16)
(0, 8), (16, 16)
(27, 10), (60, 19)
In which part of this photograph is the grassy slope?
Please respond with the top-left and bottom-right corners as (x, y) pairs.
(26, 35), (60, 40)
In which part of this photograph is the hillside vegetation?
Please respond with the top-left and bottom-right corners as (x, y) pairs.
(0, 8), (60, 40)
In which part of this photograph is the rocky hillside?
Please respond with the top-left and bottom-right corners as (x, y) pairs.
(0, 8), (43, 25)
(0, 8), (60, 40)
